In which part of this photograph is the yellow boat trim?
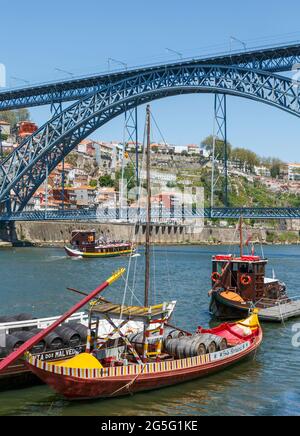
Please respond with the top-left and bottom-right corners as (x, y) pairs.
(27, 339), (253, 379)
(54, 353), (103, 370)
(237, 311), (260, 330)
(81, 249), (133, 258)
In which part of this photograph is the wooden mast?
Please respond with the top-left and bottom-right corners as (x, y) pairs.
(239, 216), (243, 257)
(144, 104), (151, 307)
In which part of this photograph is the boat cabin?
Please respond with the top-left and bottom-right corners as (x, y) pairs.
(70, 230), (96, 252)
(211, 255), (281, 301)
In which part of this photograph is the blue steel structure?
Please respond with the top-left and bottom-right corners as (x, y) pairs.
(211, 94), (228, 208)
(1, 42), (300, 111)
(1, 207), (300, 221)
(0, 43), (300, 220)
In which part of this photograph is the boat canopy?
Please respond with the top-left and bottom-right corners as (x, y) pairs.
(91, 300), (176, 322)
(213, 255), (267, 264)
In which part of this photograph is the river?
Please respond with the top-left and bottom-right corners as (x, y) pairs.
(0, 244), (299, 416)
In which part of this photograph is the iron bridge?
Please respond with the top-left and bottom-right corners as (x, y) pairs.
(1, 42), (300, 220)
(1, 207), (300, 221)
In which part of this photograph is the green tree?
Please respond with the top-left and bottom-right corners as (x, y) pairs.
(202, 135), (232, 161)
(0, 109), (30, 129)
(231, 147), (260, 171)
(99, 174), (114, 187)
(115, 164), (136, 191)
(89, 179), (98, 188)
(270, 158), (284, 179)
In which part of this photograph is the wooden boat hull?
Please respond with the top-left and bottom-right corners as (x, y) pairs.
(209, 291), (252, 320)
(209, 291), (293, 322)
(0, 359), (41, 391)
(64, 246), (134, 259)
(25, 331), (262, 400)
(0, 345), (86, 391)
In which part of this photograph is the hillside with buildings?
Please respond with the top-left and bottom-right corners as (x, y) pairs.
(1, 113), (300, 217)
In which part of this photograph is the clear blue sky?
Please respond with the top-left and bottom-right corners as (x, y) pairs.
(1, 0), (300, 161)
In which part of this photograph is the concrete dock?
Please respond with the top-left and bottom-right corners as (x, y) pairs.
(258, 299), (300, 322)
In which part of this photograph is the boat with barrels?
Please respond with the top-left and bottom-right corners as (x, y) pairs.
(0, 296), (167, 391)
(0, 106), (263, 400)
(64, 230), (135, 259)
(0, 312), (88, 391)
(208, 218), (300, 322)
(22, 303), (262, 400)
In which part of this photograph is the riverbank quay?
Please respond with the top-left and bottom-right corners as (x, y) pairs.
(0, 220), (299, 247)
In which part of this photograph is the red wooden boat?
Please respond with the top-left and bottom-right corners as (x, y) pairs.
(23, 312), (262, 400)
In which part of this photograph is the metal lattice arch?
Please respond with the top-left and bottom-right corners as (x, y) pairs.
(0, 63), (300, 212)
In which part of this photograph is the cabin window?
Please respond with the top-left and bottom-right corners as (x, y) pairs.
(240, 264), (248, 273)
(258, 264), (264, 274)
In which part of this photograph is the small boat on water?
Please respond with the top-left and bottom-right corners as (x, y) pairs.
(209, 219), (300, 322)
(64, 230), (135, 259)
(23, 309), (262, 400)
(0, 105), (263, 400)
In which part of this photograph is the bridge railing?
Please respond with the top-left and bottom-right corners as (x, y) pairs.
(1, 207), (300, 221)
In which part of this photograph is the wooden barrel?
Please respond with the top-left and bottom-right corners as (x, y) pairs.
(67, 322), (88, 343)
(164, 336), (206, 358)
(127, 332), (145, 354)
(214, 336), (228, 351)
(54, 326), (81, 348)
(164, 326), (186, 340)
(0, 347), (7, 358)
(196, 334), (218, 354)
(5, 334), (24, 351)
(15, 313), (34, 322)
(164, 333), (227, 358)
(31, 329), (64, 351)
(14, 331), (46, 354)
(0, 316), (17, 323)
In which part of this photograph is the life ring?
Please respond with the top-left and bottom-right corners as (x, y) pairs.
(240, 274), (252, 286)
(211, 272), (221, 283)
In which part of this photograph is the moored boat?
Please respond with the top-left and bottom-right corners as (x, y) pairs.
(24, 311), (262, 400)
(0, 312), (88, 391)
(208, 218), (299, 322)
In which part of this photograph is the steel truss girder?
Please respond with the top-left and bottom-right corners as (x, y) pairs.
(211, 94), (228, 207)
(1, 207), (300, 221)
(0, 64), (300, 212)
(124, 106), (139, 184)
(1, 43), (300, 111)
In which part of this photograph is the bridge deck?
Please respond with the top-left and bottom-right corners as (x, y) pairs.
(258, 300), (300, 322)
(1, 41), (300, 111)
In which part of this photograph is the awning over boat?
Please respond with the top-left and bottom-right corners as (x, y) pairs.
(91, 300), (176, 322)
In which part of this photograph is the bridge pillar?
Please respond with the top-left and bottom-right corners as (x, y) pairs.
(124, 106), (139, 186)
(0, 125), (3, 160)
(211, 94), (228, 209)
(50, 100), (65, 210)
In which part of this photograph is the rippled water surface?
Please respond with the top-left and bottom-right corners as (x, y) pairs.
(0, 244), (299, 416)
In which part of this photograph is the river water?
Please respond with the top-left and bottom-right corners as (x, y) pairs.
(0, 244), (299, 416)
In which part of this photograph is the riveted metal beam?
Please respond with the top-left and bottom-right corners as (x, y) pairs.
(0, 64), (299, 213)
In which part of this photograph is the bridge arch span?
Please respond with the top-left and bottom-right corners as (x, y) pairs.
(0, 64), (299, 211)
